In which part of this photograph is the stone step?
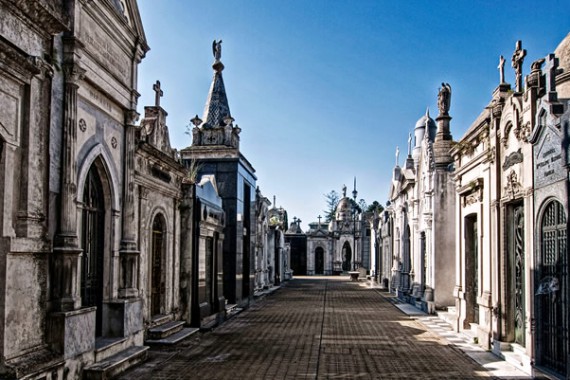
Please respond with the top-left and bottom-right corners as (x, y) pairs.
(94, 337), (128, 363)
(502, 343), (532, 374)
(145, 327), (199, 345)
(84, 346), (148, 380)
(150, 314), (172, 327)
(147, 320), (185, 340)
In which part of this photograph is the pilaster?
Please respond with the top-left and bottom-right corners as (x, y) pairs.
(52, 57), (85, 312)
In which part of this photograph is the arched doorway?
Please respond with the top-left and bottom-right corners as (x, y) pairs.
(315, 247), (324, 275)
(151, 214), (165, 316)
(535, 200), (567, 376)
(342, 241), (351, 272)
(81, 164), (106, 336)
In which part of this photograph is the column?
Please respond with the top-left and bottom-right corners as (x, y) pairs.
(52, 61), (85, 312)
(118, 110), (140, 298)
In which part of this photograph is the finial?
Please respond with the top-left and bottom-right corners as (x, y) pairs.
(153, 80), (163, 107)
(352, 177), (357, 200)
(191, 115), (203, 127)
(223, 115), (235, 126)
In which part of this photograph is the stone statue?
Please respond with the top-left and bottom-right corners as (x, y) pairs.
(212, 40), (222, 61)
(407, 132), (412, 155)
(342, 184), (347, 197)
(511, 40), (526, 92)
(498, 55), (505, 84)
(437, 83), (452, 115)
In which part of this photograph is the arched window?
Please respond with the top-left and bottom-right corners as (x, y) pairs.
(81, 164), (105, 336)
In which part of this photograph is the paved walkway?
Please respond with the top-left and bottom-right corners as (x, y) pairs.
(119, 276), (532, 379)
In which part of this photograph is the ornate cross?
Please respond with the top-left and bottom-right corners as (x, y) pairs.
(153, 80), (163, 107)
(511, 40), (526, 92)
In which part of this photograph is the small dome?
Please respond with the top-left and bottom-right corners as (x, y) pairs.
(335, 197), (353, 221)
(414, 109), (437, 149)
(415, 114), (436, 130)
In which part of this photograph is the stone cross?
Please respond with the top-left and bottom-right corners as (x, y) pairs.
(395, 146), (400, 166)
(498, 55), (505, 84)
(511, 40), (527, 92)
(544, 53), (558, 96)
(153, 80), (163, 107)
(318, 215), (322, 226)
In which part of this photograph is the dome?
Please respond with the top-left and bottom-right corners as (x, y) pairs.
(335, 197), (353, 221)
(413, 109), (437, 150)
(554, 32), (570, 98)
(554, 32), (570, 74)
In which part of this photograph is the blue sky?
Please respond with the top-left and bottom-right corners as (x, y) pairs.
(137, 1), (569, 229)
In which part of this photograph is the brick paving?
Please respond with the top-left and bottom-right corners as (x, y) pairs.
(119, 276), (499, 379)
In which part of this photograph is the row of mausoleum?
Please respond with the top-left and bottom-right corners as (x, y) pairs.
(372, 35), (570, 379)
(0, 1), (289, 378)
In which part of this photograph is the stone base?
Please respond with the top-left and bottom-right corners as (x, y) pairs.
(49, 307), (96, 359)
(103, 298), (143, 338)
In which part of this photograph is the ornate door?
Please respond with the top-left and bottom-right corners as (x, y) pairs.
(151, 216), (164, 316)
(509, 204), (525, 345)
(81, 167), (105, 336)
(536, 200), (568, 376)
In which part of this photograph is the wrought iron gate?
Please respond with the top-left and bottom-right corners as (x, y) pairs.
(536, 200), (568, 376)
(512, 205), (525, 345)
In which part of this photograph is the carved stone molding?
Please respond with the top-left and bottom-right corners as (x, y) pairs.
(78, 118), (87, 132)
(503, 170), (523, 199)
(502, 149), (523, 170)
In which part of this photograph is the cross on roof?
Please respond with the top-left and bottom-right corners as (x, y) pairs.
(545, 53), (558, 96)
(153, 80), (163, 107)
(318, 215), (322, 224)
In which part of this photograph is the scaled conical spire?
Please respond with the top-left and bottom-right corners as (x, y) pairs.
(202, 40), (231, 128)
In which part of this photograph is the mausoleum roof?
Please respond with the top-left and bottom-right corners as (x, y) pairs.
(202, 70), (231, 128)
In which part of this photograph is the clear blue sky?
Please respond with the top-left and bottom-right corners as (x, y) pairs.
(137, 0), (569, 229)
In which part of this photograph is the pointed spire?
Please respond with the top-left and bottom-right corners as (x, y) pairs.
(352, 177), (358, 200)
(202, 40), (231, 128)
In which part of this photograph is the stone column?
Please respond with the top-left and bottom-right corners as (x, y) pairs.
(118, 110), (140, 299)
(52, 58), (85, 312)
(179, 182), (195, 324)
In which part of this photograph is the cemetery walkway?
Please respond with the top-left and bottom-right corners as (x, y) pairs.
(118, 276), (530, 379)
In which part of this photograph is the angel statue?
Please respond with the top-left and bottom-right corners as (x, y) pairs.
(437, 83), (452, 115)
(212, 39), (222, 61)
